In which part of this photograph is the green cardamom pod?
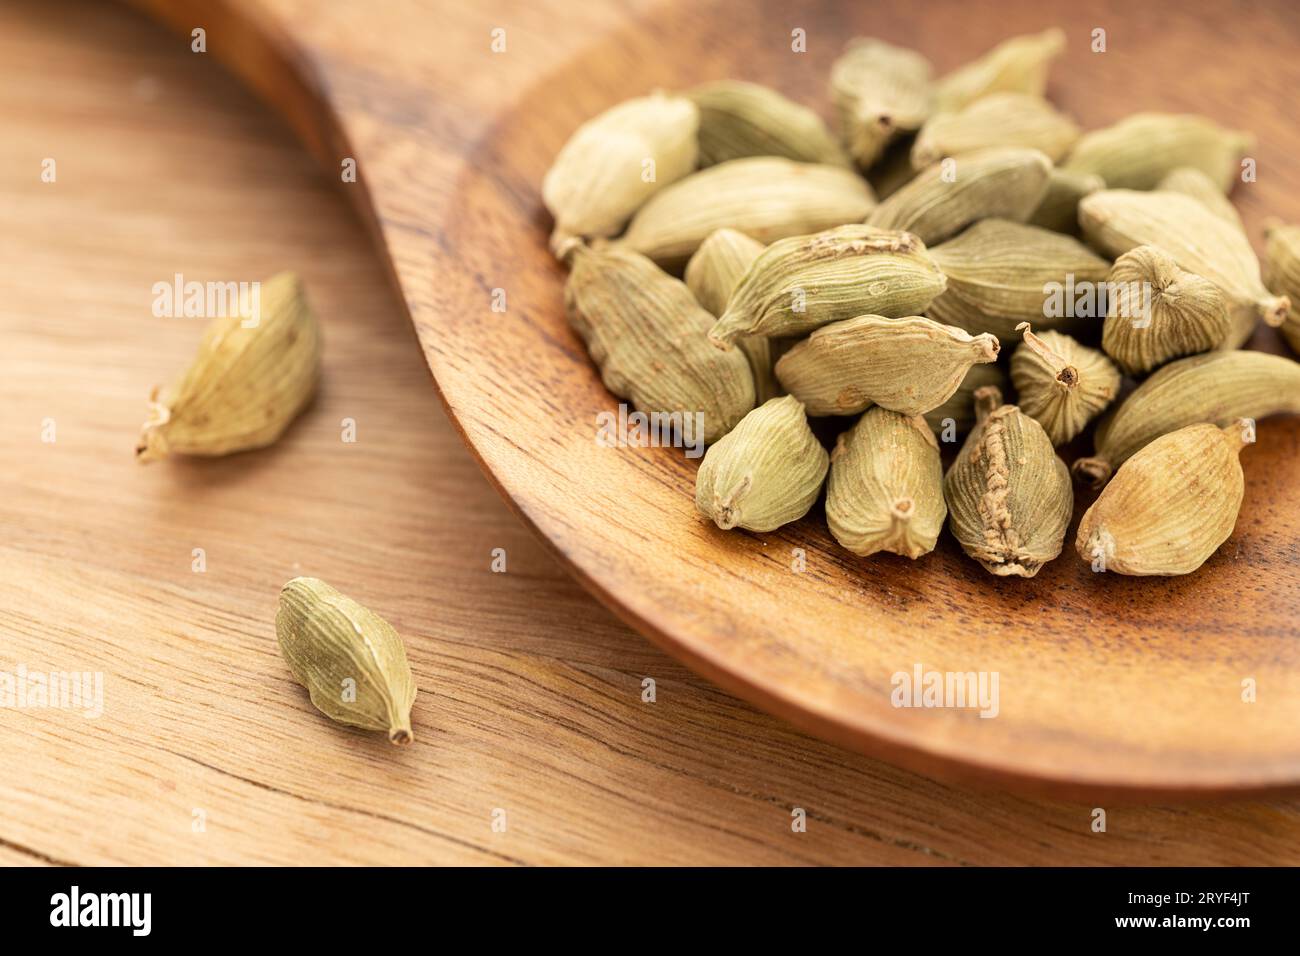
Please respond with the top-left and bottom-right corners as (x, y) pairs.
(944, 386), (1073, 578)
(1076, 422), (1251, 576)
(617, 157), (876, 271)
(276, 577), (418, 744)
(689, 80), (847, 167)
(709, 224), (946, 346)
(1062, 112), (1253, 191)
(826, 407), (947, 558)
(1100, 245), (1230, 375)
(932, 29), (1066, 114)
(912, 92), (1079, 168)
(922, 363), (1009, 438)
(866, 147), (1052, 245)
(1157, 167), (1243, 230)
(829, 37), (934, 168)
(926, 218), (1111, 343)
(694, 395), (828, 531)
(543, 92), (699, 253)
(1028, 168), (1104, 235)
(1010, 323), (1120, 446)
(1072, 351), (1300, 487)
(775, 314), (1000, 417)
(1264, 222), (1300, 355)
(564, 243), (754, 444)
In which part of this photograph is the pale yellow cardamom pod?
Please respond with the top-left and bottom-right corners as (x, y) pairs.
(136, 271), (321, 463)
(1010, 323), (1119, 446)
(617, 157), (876, 270)
(1076, 421), (1251, 576)
(775, 314), (1000, 417)
(944, 386), (1073, 578)
(922, 363), (1009, 438)
(1028, 168), (1104, 235)
(1157, 167), (1244, 230)
(1072, 351), (1300, 487)
(1100, 245), (1230, 375)
(684, 229), (780, 403)
(912, 92), (1080, 168)
(1062, 112), (1253, 191)
(926, 218), (1110, 342)
(866, 147), (1052, 245)
(709, 224), (946, 346)
(277, 577), (418, 744)
(826, 407), (947, 558)
(1264, 221), (1300, 355)
(542, 92), (699, 253)
(932, 28), (1066, 114)
(1079, 189), (1289, 345)
(829, 37), (934, 168)
(694, 395), (828, 532)
(689, 80), (848, 167)
(564, 243), (754, 444)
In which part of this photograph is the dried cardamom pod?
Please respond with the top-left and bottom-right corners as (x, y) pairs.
(136, 271), (321, 462)
(944, 386), (1073, 577)
(774, 314), (1000, 417)
(1076, 421), (1251, 576)
(1079, 189), (1289, 345)
(1062, 112), (1252, 191)
(926, 219), (1111, 343)
(826, 407), (947, 558)
(829, 38), (934, 168)
(617, 157), (876, 270)
(277, 577), (418, 744)
(912, 93), (1079, 168)
(1010, 323), (1119, 446)
(866, 147), (1052, 245)
(1100, 245), (1230, 375)
(1264, 222), (1300, 355)
(922, 363), (1009, 438)
(694, 395), (828, 531)
(709, 225), (946, 345)
(685, 229), (779, 402)
(689, 80), (847, 167)
(1028, 168), (1104, 234)
(932, 29), (1066, 114)
(564, 243), (754, 444)
(1072, 351), (1300, 487)
(542, 92), (698, 252)
(1157, 167), (1243, 230)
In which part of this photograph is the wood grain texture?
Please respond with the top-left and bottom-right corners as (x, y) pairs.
(0, 0), (1297, 865)
(125, 0), (1300, 796)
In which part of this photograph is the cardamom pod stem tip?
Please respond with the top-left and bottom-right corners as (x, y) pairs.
(1260, 294), (1290, 327)
(1072, 456), (1113, 489)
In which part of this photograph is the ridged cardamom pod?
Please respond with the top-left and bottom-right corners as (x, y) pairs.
(1076, 422), (1251, 576)
(694, 395), (828, 532)
(136, 271), (321, 463)
(1061, 112), (1253, 191)
(1072, 351), (1300, 487)
(912, 93), (1080, 168)
(1028, 168), (1105, 235)
(1264, 222), (1300, 355)
(922, 363), (1009, 438)
(1157, 167), (1243, 230)
(826, 407), (947, 558)
(617, 157), (876, 271)
(775, 314), (1000, 416)
(1100, 245), (1230, 375)
(685, 229), (779, 402)
(564, 243), (754, 444)
(542, 92), (699, 252)
(829, 37), (934, 168)
(709, 225), (947, 345)
(866, 147), (1052, 245)
(689, 80), (847, 167)
(932, 28), (1066, 114)
(926, 219), (1110, 342)
(276, 577), (418, 744)
(1079, 189), (1289, 345)
(1010, 323), (1119, 446)
(944, 386), (1073, 577)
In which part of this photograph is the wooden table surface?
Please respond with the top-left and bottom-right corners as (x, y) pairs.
(1, 0), (1297, 865)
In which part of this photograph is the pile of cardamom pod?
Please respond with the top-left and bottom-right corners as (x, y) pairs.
(545, 28), (1300, 578)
